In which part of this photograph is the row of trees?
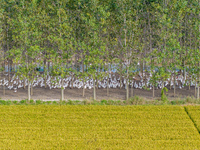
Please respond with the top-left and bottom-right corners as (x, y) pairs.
(0, 0), (200, 100)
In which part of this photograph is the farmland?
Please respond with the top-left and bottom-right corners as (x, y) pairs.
(0, 105), (200, 149)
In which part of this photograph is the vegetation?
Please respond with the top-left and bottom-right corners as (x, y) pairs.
(0, 0), (200, 100)
(0, 96), (199, 105)
(0, 105), (199, 149)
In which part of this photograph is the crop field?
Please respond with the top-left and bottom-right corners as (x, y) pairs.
(0, 105), (200, 149)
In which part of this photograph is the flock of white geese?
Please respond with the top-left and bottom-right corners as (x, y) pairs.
(0, 72), (197, 92)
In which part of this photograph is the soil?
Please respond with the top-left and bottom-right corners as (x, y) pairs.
(0, 85), (197, 101)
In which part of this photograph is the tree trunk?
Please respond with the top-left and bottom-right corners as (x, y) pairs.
(170, 73), (172, 90)
(23, 78), (26, 89)
(8, 61), (10, 82)
(82, 81), (85, 97)
(131, 83), (133, 98)
(44, 60), (47, 89)
(3, 78), (5, 96)
(126, 78), (129, 100)
(61, 78), (64, 101)
(153, 85), (155, 98)
(82, 60), (85, 97)
(31, 83), (33, 96)
(195, 79), (197, 98)
(174, 72), (176, 97)
(70, 74), (73, 89)
(28, 81), (31, 101)
(107, 76), (109, 96)
(120, 73), (122, 89)
(93, 79), (96, 100)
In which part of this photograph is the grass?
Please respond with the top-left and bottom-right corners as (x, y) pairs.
(0, 95), (200, 106)
(0, 105), (200, 149)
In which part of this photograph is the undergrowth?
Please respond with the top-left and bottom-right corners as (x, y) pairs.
(0, 96), (199, 105)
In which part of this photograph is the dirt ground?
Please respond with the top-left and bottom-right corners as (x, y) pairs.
(0, 85), (197, 101)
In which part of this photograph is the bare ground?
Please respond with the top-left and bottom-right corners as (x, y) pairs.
(0, 85), (197, 101)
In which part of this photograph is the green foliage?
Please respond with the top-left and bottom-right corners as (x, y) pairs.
(0, 0), (200, 101)
(161, 87), (168, 103)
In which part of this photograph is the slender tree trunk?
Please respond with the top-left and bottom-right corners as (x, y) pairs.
(3, 78), (5, 96)
(71, 73), (73, 89)
(126, 78), (129, 100)
(28, 80), (31, 101)
(107, 76), (109, 96)
(153, 85), (155, 98)
(31, 83), (33, 96)
(61, 78), (64, 101)
(198, 7), (200, 99)
(44, 59), (47, 88)
(131, 83), (133, 98)
(120, 65), (122, 89)
(197, 85), (199, 99)
(23, 78), (26, 89)
(3, 57), (5, 95)
(82, 61), (85, 97)
(8, 61), (10, 82)
(93, 79), (96, 100)
(174, 72), (176, 97)
(82, 81), (85, 97)
(195, 78), (197, 97)
(170, 73), (172, 90)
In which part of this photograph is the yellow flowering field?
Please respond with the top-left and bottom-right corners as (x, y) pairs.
(185, 106), (200, 132)
(0, 105), (199, 149)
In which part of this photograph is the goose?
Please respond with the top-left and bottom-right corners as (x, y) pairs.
(8, 85), (13, 89)
(110, 82), (113, 88)
(14, 87), (17, 92)
(134, 82), (138, 88)
(88, 84), (92, 89)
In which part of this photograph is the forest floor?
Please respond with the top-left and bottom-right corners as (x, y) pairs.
(0, 86), (197, 101)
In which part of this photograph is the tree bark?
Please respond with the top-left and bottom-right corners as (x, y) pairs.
(93, 79), (96, 100)
(82, 61), (85, 97)
(61, 78), (64, 101)
(3, 78), (5, 96)
(23, 79), (26, 89)
(31, 83), (33, 96)
(131, 83), (133, 98)
(153, 85), (155, 98)
(195, 79), (197, 97)
(174, 72), (176, 97)
(28, 80), (31, 101)
(126, 78), (129, 100)
(107, 76), (109, 96)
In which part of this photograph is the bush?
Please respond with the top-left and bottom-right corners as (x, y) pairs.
(161, 87), (168, 104)
(20, 99), (27, 105)
(101, 100), (107, 105)
(46, 101), (52, 105)
(12, 100), (18, 105)
(52, 101), (58, 105)
(36, 100), (42, 105)
(29, 100), (35, 104)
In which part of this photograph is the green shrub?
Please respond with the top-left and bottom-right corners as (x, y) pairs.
(101, 100), (107, 105)
(52, 101), (58, 105)
(20, 99), (27, 105)
(161, 87), (168, 104)
(36, 100), (42, 105)
(12, 100), (18, 105)
(46, 101), (52, 105)
(6, 100), (12, 105)
(29, 100), (35, 104)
